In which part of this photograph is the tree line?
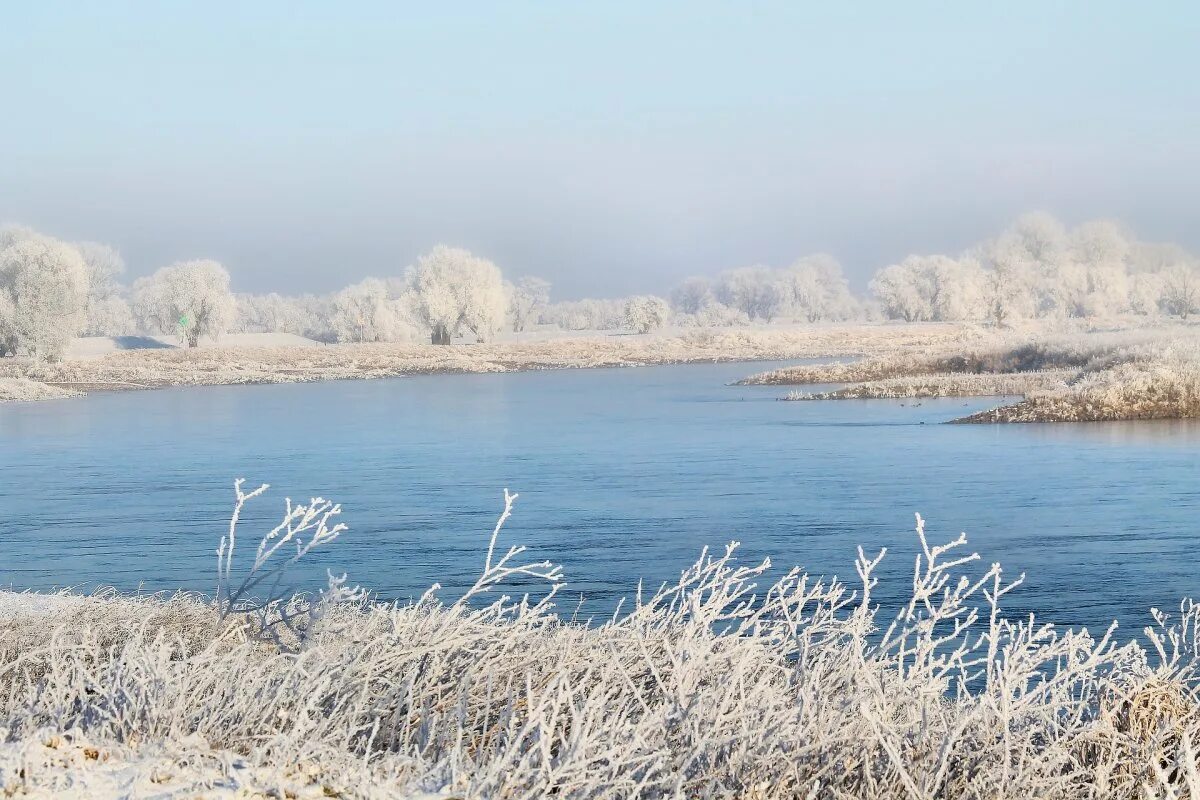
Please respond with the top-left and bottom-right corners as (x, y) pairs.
(2, 213), (1198, 361)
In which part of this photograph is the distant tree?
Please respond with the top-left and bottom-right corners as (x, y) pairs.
(624, 295), (670, 333)
(0, 292), (16, 357)
(330, 279), (422, 343)
(330, 279), (392, 342)
(411, 245), (507, 344)
(1009, 211), (1068, 264)
(782, 254), (859, 322)
(1059, 220), (1131, 317)
(539, 298), (625, 330)
(1160, 264), (1200, 319)
(715, 267), (786, 322)
(670, 277), (714, 314)
(85, 295), (134, 337)
(981, 260), (1035, 327)
(0, 223), (37, 252)
(132, 260), (235, 347)
(74, 241), (133, 336)
(0, 234), (89, 360)
(870, 255), (985, 323)
(1128, 272), (1164, 316)
(507, 276), (550, 332)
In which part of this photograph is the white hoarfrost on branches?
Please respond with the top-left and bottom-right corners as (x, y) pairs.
(869, 255), (984, 323)
(5, 486), (1200, 797)
(329, 278), (419, 343)
(671, 256), (857, 325)
(623, 294), (670, 333)
(871, 212), (1199, 325)
(715, 266), (787, 322)
(669, 276), (714, 314)
(781, 253), (859, 322)
(539, 297), (626, 330)
(75, 241), (134, 336)
(132, 260), (235, 347)
(411, 245), (508, 344)
(0, 232), (89, 360)
(506, 276), (551, 332)
(1160, 264), (1200, 319)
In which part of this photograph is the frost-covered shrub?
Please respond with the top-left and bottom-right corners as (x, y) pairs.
(4, 488), (1200, 798)
(623, 294), (669, 333)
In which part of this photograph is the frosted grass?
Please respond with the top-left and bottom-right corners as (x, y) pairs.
(2, 482), (1200, 797)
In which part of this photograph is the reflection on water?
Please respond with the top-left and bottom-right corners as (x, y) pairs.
(0, 360), (1197, 636)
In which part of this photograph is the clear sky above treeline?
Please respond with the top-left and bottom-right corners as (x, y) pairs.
(3, 1), (1197, 298)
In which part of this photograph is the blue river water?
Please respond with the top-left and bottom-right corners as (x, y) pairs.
(1, 360), (1197, 634)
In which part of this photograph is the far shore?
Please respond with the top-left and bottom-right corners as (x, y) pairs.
(0, 323), (971, 404)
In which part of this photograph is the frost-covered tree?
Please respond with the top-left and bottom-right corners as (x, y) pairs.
(1160, 264), (1200, 319)
(1129, 241), (1190, 274)
(0, 292), (16, 357)
(84, 295), (134, 337)
(0, 234), (89, 360)
(0, 223), (37, 252)
(869, 263), (927, 322)
(329, 278), (419, 343)
(75, 241), (133, 336)
(981, 259), (1036, 327)
(1057, 220), (1131, 317)
(1128, 272), (1164, 316)
(507, 276), (550, 333)
(670, 277), (714, 314)
(715, 267), (786, 322)
(539, 298), (625, 330)
(623, 295), (670, 333)
(1008, 211), (1068, 265)
(410, 246), (507, 344)
(132, 260), (235, 347)
(870, 256), (983, 322)
(782, 254), (859, 322)
(235, 292), (296, 334)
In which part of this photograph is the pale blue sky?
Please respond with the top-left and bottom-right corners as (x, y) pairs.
(2, 1), (1197, 297)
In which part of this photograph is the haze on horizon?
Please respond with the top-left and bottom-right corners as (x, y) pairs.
(3, 1), (1197, 299)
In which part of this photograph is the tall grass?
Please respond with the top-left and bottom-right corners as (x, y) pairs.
(2, 483), (1200, 798)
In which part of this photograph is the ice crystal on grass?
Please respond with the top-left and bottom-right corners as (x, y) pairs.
(2, 487), (1200, 797)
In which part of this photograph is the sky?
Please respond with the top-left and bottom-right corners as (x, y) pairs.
(2, 1), (1198, 298)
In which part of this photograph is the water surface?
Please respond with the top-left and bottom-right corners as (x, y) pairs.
(2, 361), (1197, 633)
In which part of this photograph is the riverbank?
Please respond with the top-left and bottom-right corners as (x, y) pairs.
(0, 323), (972, 403)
